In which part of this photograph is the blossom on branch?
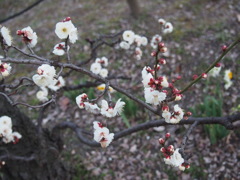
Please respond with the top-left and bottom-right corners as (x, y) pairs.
(17, 26), (38, 47)
(100, 99), (125, 118)
(95, 57), (108, 67)
(144, 88), (167, 105)
(93, 121), (114, 148)
(224, 69), (233, 89)
(36, 87), (49, 102)
(0, 61), (12, 77)
(55, 17), (78, 43)
(0, 116), (22, 144)
(0, 26), (12, 46)
(162, 105), (184, 124)
(52, 42), (69, 56)
(32, 64), (57, 87)
(75, 93), (100, 113)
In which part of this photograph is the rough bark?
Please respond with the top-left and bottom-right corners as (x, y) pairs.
(126, 0), (140, 18)
(0, 95), (71, 180)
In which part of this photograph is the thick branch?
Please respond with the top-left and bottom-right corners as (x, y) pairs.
(52, 113), (240, 147)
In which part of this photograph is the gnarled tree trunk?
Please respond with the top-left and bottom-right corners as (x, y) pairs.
(0, 95), (71, 180)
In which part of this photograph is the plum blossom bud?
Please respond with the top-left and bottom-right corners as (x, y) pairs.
(158, 58), (166, 64)
(160, 147), (166, 152)
(192, 74), (198, 80)
(175, 94), (182, 101)
(176, 75), (182, 80)
(201, 73), (207, 79)
(186, 164), (190, 169)
(221, 45), (227, 51)
(160, 47), (168, 53)
(165, 133), (171, 138)
(159, 138), (165, 144)
(215, 63), (221, 67)
(162, 105), (169, 112)
(158, 42), (165, 48)
(151, 51), (157, 56)
(186, 111), (192, 116)
(168, 145), (174, 152)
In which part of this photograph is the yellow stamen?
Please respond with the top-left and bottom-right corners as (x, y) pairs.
(228, 72), (233, 79)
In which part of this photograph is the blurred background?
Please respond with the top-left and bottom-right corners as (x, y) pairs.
(0, 0), (240, 179)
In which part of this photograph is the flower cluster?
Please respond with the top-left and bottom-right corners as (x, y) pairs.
(17, 26), (38, 48)
(32, 64), (65, 102)
(158, 18), (174, 34)
(0, 60), (12, 77)
(75, 93), (100, 114)
(0, 116), (22, 144)
(120, 30), (147, 60)
(159, 133), (190, 171)
(162, 105), (185, 124)
(141, 66), (168, 105)
(0, 26), (12, 46)
(224, 69), (233, 90)
(90, 57), (109, 78)
(93, 121), (114, 148)
(75, 93), (125, 117)
(55, 17), (78, 44)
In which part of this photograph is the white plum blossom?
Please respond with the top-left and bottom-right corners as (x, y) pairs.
(224, 69), (233, 89)
(52, 42), (69, 56)
(99, 68), (108, 78)
(163, 104), (184, 124)
(142, 67), (153, 88)
(36, 87), (49, 102)
(95, 57), (108, 67)
(0, 61), (12, 77)
(120, 41), (130, 49)
(17, 26), (38, 47)
(93, 121), (114, 148)
(122, 30), (135, 45)
(144, 88), (167, 105)
(100, 99), (125, 118)
(55, 20), (75, 39)
(84, 102), (100, 114)
(96, 84), (115, 93)
(0, 26), (12, 46)
(32, 64), (57, 88)
(90, 62), (102, 75)
(134, 35), (148, 47)
(32, 74), (56, 87)
(37, 64), (56, 78)
(163, 22), (173, 34)
(0, 116), (22, 144)
(158, 18), (166, 25)
(141, 36), (148, 46)
(135, 47), (143, 60)
(69, 27), (78, 44)
(76, 93), (88, 109)
(150, 34), (162, 49)
(161, 76), (169, 88)
(164, 148), (184, 167)
(48, 76), (66, 91)
(209, 66), (221, 77)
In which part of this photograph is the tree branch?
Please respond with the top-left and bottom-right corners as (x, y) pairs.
(52, 113), (240, 147)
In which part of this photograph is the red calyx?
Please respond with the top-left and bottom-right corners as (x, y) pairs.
(221, 45), (227, 51)
(158, 42), (165, 48)
(165, 133), (171, 138)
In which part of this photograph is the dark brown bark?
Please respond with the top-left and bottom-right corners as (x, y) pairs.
(0, 95), (71, 180)
(126, 0), (140, 18)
